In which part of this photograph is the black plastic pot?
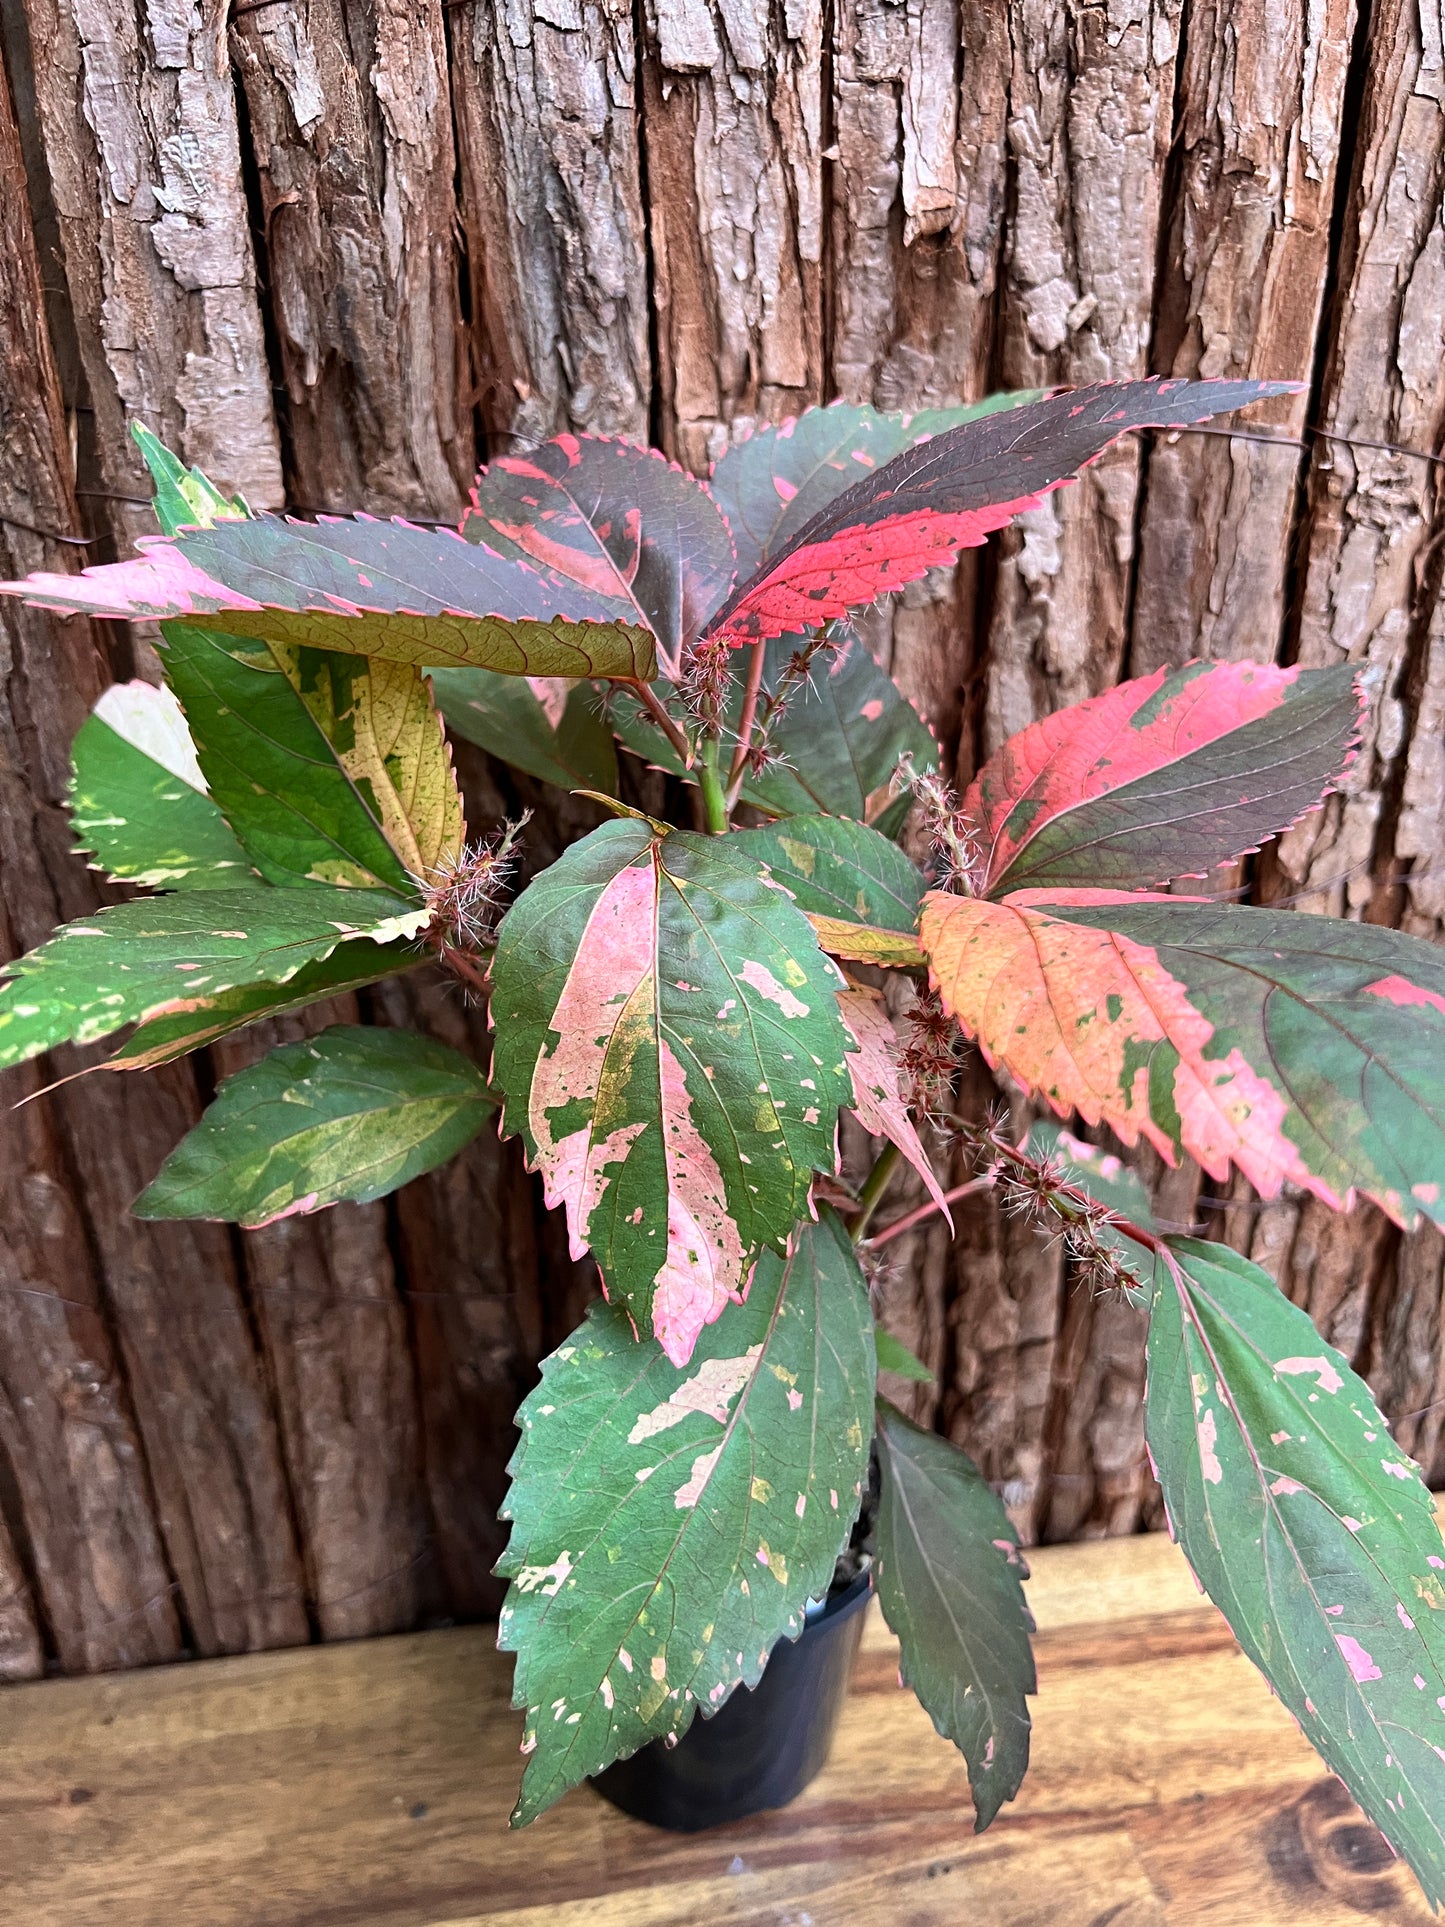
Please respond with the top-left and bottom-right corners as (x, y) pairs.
(590, 1567), (872, 1832)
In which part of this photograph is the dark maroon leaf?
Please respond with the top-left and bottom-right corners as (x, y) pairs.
(465, 435), (736, 674)
(709, 393), (1040, 582)
(703, 378), (1300, 648)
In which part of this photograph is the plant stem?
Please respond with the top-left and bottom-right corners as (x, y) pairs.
(725, 639), (768, 805)
(850, 1141), (902, 1243)
(697, 734), (729, 833)
(867, 1176), (991, 1248)
(623, 679), (693, 765)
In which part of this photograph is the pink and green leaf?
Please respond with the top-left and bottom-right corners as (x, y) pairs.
(963, 659), (1362, 896)
(490, 819), (853, 1365)
(465, 436), (735, 675)
(0, 515), (657, 680)
(837, 985), (951, 1225)
(702, 379), (1299, 649)
(921, 889), (1445, 1233)
(1147, 1238), (1445, 1906)
(709, 392), (1041, 583)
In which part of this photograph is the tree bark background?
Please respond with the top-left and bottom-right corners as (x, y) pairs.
(0, 0), (1441, 1676)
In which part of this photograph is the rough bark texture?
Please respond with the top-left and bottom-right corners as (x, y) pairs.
(448, 0), (650, 445)
(231, 0), (470, 516)
(2, 0), (1444, 1672)
(17, 0), (283, 533)
(642, 0), (826, 472)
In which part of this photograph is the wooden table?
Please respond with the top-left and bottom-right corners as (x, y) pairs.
(1, 1524), (1432, 1925)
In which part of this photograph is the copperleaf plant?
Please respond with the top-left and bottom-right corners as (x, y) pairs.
(5, 379), (1445, 1899)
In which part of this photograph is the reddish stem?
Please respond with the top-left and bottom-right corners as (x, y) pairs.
(725, 639), (768, 804)
(867, 1176), (991, 1248)
(623, 678), (692, 765)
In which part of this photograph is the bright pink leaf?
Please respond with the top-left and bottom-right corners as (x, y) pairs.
(962, 659), (1362, 895)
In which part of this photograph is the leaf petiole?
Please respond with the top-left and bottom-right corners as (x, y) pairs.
(697, 734), (729, 834)
(850, 1139), (903, 1243)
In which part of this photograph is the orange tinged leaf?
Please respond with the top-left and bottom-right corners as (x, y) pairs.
(920, 888), (1314, 1198)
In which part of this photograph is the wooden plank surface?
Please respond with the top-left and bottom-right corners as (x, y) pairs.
(1, 1524), (1432, 1926)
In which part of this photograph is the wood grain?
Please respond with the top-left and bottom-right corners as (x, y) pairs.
(231, 0), (470, 517)
(2, 1519), (1434, 1925)
(17, 0), (283, 538)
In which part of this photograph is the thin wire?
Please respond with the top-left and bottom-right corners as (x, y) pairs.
(1164, 421), (1445, 469)
(0, 513), (96, 547)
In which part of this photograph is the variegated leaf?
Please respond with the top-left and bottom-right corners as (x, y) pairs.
(489, 819), (853, 1365)
(160, 624), (417, 894)
(728, 814), (925, 936)
(465, 436), (735, 676)
(135, 1025), (493, 1225)
(69, 682), (255, 890)
(0, 517), (657, 680)
(430, 666), (619, 795)
(702, 380), (1297, 648)
(268, 644), (465, 881)
(131, 421), (249, 533)
(1147, 1238), (1445, 1906)
(837, 985), (950, 1225)
(0, 888), (427, 1070)
(963, 659), (1362, 896)
(106, 941), (427, 1071)
(498, 1208), (875, 1824)
(709, 393), (1041, 582)
(921, 890), (1445, 1233)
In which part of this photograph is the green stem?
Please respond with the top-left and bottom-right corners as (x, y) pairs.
(697, 734), (729, 834)
(850, 1141), (902, 1244)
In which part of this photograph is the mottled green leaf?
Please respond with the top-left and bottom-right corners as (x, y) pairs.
(135, 1025), (493, 1225)
(498, 1207), (875, 1824)
(0, 887), (426, 1070)
(710, 394), (1042, 582)
(268, 644), (465, 880)
(430, 666), (618, 795)
(69, 681), (254, 890)
(729, 814), (924, 935)
(490, 818), (852, 1365)
(160, 623), (417, 894)
(874, 1330), (933, 1383)
(1147, 1239), (1445, 1905)
(107, 941), (427, 1070)
(874, 1398), (1035, 1830)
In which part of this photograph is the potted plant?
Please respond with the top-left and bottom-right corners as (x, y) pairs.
(4, 381), (1445, 1894)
